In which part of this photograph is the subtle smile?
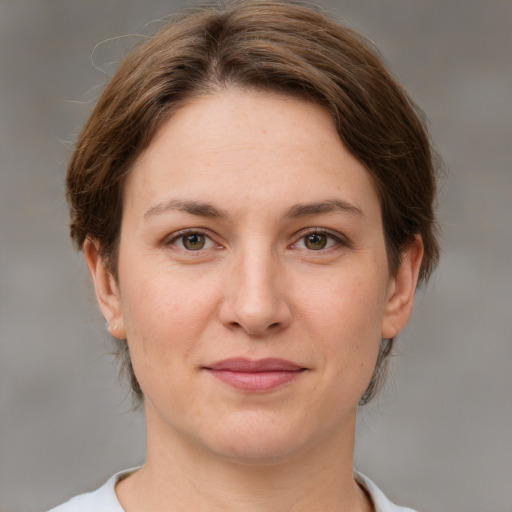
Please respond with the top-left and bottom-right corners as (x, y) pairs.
(203, 358), (307, 392)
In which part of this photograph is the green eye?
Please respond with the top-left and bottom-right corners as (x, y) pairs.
(167, 230), (216, 252)
(182, 234), (206, 250)
(304, 233), (328, 250)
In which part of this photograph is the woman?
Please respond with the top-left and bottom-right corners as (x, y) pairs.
(49, 1), (439, 510)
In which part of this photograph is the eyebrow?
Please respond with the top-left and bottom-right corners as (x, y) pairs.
(144, 199), (229, 220)
(144, 198), (364, 221)
(284, 199), (364, 218)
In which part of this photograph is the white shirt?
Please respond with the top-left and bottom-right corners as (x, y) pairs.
(48, 468), (417, 512)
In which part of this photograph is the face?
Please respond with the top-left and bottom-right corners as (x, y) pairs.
(87, 89), (422, 465)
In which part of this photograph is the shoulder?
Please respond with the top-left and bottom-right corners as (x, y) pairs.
(355, 471), (418, 512)
(48, 467), (415, 512)
(46, 468), (137, 512)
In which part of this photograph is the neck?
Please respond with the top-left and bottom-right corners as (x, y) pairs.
(116, 407), (372, 512)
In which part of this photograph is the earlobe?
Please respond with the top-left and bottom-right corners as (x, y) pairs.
(83, 239), (126, 340)
(381, 235), (424, 339)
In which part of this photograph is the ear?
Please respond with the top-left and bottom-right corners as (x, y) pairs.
(83, 238), (126, 340)
(381, 235), (424, 339)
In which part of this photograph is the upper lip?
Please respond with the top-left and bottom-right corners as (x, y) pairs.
(204, 358), (305, 372)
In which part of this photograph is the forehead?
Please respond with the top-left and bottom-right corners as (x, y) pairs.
(125, 89), (380, 220)
(142, 89), (340, 163)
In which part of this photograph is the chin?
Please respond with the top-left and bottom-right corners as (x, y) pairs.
(212, 439), (304, 466)
(197, 411), (317, 465)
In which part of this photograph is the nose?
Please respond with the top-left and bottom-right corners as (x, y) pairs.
(219, 248), (292, 336)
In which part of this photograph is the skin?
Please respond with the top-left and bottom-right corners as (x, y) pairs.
(85, 89), (423, 512)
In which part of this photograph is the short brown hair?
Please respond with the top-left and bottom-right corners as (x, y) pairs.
(67, 0), (440, 404)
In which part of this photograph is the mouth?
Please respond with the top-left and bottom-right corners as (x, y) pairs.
(203, 358), (307, 392)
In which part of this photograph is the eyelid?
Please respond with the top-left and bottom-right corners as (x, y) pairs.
(161, 227), (350, 251)
(163, 228), (219, 250)
(292, 228), (351, 250)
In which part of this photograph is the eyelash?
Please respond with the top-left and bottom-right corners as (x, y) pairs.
(164, 228), (349, 253)
(164, 229), (218, 252)
(292, 229), (349, 251)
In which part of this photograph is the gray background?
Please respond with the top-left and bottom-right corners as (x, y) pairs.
(1, 1), (511, 511)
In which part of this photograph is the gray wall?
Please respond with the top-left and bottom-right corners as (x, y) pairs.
(1, 1), (511, 511)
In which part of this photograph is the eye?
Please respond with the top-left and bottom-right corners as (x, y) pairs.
(294, 230), (343, 251)
(168, 231), (216, 251)
(304, 232), (329, 250)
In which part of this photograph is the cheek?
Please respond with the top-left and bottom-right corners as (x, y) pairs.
(117, 261), (219, 369)
(302, 267), (387, 334)
(297, 268), (387, 377)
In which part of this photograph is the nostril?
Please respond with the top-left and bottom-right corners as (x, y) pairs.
(219, 290), (293, 336)
(228, 320), (281, 336)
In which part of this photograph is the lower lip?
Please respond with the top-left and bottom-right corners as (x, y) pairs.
(206, 370), (303, 392)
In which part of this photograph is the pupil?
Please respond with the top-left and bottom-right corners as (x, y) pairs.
(184, 234), (205, 250)
(306, 233), (326, 250)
